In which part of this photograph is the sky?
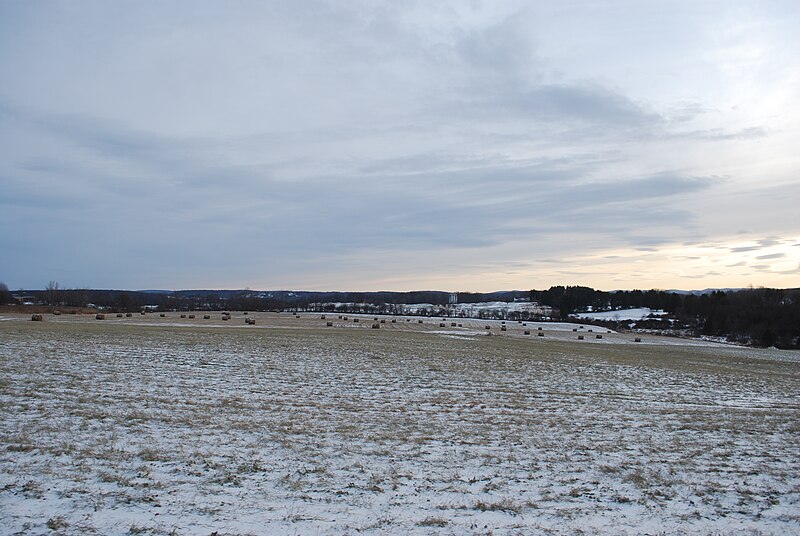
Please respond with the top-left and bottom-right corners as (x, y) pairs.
(1, 0), (799, 292)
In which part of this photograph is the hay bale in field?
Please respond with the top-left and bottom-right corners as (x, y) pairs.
(537, 332), (544, 337)
(524, 330), (530, 335)
(418, 319), (423, 324)
(203, 315), (211, 320)
(180, 314), (186, 318)
(246, 318), (255, 325)
(380, 319), (385, 323)
(502, 321), (506, 324)
(634, 337), (642, 343)
(188, 314), (195, 319)
(326, 321), (333, 327)
(96, 314), (105, 320)
(52, 310), (61, 316)
(538, 327), (543, 331)
(338, 315), (343, 319)
(450, 322), (456, 327)
(116, 313), (123, 318)
(321, 315), (326, 319)
(343, 316), (348, 320)
(500, 326), (507, 331)
(160, 313), (166, 317)
(572, 328), (577, 332)
(458, 323), (462, 327)
(140, 311), (145, 315)
(243, 312), (248, 315)
(485, 325), (490, 330)
(588, 329), (593, 333)
(372, 322), (380, 329)
(31, 314), (43, 321)
(295, 315), (300, 319)
(439, 322), (446, 327)
(125, 312), (132, 317)
(391, 319), (396, 323)
(522, 323), (526, 326)
(354, 318), (359, 323)
(596, 334), (602, 339)
(578, 335), (584, 340)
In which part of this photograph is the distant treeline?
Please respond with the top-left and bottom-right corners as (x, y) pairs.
(0, 284), (529, 312)
(2, 282), (797, 348)
(532, 285), (800, 348)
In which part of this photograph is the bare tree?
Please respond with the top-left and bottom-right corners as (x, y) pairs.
(44, 280), (61, 306)
(0, 282), (15, 305)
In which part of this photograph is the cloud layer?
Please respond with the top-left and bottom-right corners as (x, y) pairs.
(1, 1), (799, 290)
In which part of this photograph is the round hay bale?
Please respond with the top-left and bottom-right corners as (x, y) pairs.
(458, 323), (462, 327)
(204, 315), (211, 320)
(572, 328), (577, 332)
(321, 315), (326, 319)
(524, 330), (530, 335)
(578, 335), (584, 340)
(391, 319), (396, 323)
(538, 327), (543, 331)
(372, 322), (380, 329)
(31, 314), (43, 321)
(116, 313), (123, 318)
(188, 314), (195, 319)
(537, 332), (544, 337)
(160, 313), (166, 317)
(180, 314), (186, 318)
(140, 311), (146, 315)
(418, 320), (423, 324)
(380, 319), (386, 323)
(243, 312), (248, 315)
(485, 325), (491, 330)
(96, 314), (105, 320)
(52, 310), (61, 316)
(500, 326), (507, 331)
(326, 321), (333, 327)
(126, 312), (133, 317)
(588, 329), (593, 333)
(439, 322), (446, 327)
(596, 334), (602, 339)
(634, 337), (642, 343)
(354, 318), (359, 323)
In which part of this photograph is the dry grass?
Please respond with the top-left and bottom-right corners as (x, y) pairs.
(1, 316), (798, 534)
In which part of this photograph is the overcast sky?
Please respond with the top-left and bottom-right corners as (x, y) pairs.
(1, 1), (799, 292)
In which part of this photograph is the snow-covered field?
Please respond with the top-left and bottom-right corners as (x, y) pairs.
(2, 313), (799, 535)
(573, 308), (667, 321)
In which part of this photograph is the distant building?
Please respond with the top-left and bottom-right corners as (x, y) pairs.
(448, 293), (458, 304)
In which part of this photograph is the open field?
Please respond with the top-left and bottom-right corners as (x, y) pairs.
(1, 312), (799, 535)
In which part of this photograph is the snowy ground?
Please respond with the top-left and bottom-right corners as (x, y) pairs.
(1, 313), (799, 535)
(572, 308), (667, 321)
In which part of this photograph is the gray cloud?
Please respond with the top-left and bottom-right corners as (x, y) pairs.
(756, 253), (786, 260)
(1, 1), (798, 290)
